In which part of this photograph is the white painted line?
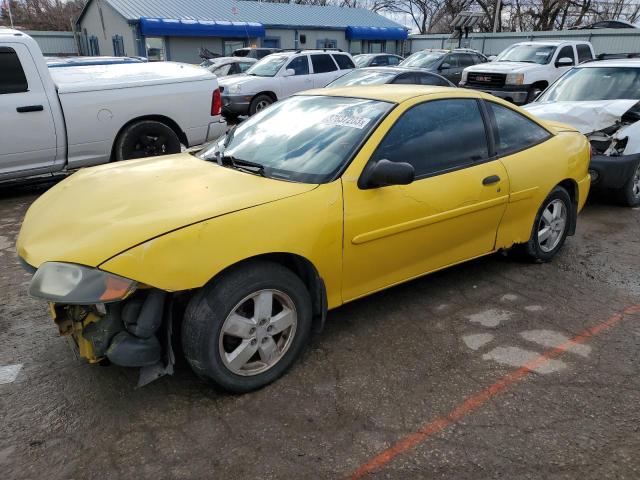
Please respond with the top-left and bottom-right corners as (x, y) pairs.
(521, 330), (591, 357)
(483, 346), (566, 374)
(0, 364), (23, 384)
(463, 333), (495, 351)
(466, 309), (513, 328)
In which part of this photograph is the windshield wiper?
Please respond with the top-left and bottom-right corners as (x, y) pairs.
(221, 155), (266, 176)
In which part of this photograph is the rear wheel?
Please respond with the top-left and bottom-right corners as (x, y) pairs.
(114, 120), (181, 161)
(617, 162), (640, 207)
(525, 186), (572, 262)
(182, 261), (312, 393)
(249, 94), (273, 116)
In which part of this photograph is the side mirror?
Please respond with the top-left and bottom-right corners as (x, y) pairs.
(439, 62), (451, 70)
(359, 159), (415, 189)
(283, 68), (295, 77)
(555, 57), (574, 67)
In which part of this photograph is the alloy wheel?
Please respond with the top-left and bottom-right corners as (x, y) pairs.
(537, 199), (567, 253)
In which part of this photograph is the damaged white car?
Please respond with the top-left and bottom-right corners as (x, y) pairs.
(525, 59), (640, 207)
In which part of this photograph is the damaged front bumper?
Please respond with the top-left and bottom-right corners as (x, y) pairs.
(590, 153), (640, 189)
(50, 289), (176, 387)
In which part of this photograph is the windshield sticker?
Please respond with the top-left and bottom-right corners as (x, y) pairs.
(322, 114), (371, 129)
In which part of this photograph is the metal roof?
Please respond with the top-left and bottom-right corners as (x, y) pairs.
(89, 0), (405, 30)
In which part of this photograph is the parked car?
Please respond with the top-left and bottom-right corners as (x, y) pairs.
(460, 40), (595, 104)
(399, 48), (488, 84)
(353, 53), (403, 68)
(200, 56), (257, 77)
(325, 66), (454, 88)
(570, 20), (637, 30)
(232, 47), (283, 59)
(0, 29), (226, 183)
(46, 56), (147, 68)
(17, 85), (590, 392)
(219, 50), (355, 117)
(524, 59), (640, 206)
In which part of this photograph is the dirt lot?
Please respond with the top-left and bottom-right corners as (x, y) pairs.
(1, 182), (639, 480)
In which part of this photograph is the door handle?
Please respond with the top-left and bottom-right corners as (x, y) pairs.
(482, 175), (501, 185)
(17, 105), (44, 113)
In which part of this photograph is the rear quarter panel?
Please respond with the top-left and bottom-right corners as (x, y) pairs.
(59, 78), (218, 168)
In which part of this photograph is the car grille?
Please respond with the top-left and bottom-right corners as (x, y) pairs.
(466, 72), (506, 89)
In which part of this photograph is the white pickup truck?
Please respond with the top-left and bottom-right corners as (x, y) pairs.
(460, 40), (595, 105)
(0, 29), (226, 182)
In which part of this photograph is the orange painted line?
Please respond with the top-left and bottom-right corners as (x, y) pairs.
(348, 304), (640, 479)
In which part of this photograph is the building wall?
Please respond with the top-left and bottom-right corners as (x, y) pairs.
(78, 0), (137, 56)
(409, 29), (640, 56)
(263, 28), (349, 51)
(167, 37), (223, 63)
(25, 31), (77, 56)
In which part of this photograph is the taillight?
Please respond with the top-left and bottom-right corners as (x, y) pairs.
(211, 88), (221, 116)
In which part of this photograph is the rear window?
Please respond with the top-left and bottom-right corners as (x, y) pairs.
(311, 54), (338, 73)
(0, 48), (28, 94)
(332, 54), (355, 70)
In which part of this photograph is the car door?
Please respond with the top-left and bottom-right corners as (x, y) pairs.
(553, 45), (575, 79)
(279, 55), (313, 98)
(0, 44), (58, 177)
(310, 54), (341, 87)
(438, 53), (462, 83)
(341, 97), (510, 301)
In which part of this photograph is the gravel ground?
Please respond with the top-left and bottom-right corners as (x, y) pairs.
(1, 182), (639, 480)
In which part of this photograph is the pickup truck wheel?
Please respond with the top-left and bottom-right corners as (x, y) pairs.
(526, 86), (543, 104)
(249, 94), (273, 116)
(525, 186), (571, 262)
(182, 261), (312, 393)
(115, 120), (181, 161)
(618, 162), (640, 207)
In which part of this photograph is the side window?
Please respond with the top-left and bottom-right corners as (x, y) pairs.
(458, 54), (474, 67)
(371, 56), (388, 66)
(418, 73), (449, 86)
(473, 53), (486, 64)
(488, 102), (550, 155)
(0, 47), (28, 94)
(311, 54), (337, 73)
(238, 62), (253, 73)
(387, 56), (400, 65)
(286, 56), (310, 75)
(557, 46), (575, 65)
(371, 99), (489, 177)
(392, 73), (416, 85)
(332, 54), (355, 69)
(442, 54), (459, 68)
(576, 44), (593, 63)
(213, 64), (232, 76)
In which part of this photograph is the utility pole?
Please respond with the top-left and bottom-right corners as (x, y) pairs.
(5, 0), (14, 28)
(493, 0), (501, 33)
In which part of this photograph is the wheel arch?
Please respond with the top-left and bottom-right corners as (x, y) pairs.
(557, 178), (578, 235)
(253, 91), (278, 102)
(110, 115), (188, 160)
(204, 252), (327, 333)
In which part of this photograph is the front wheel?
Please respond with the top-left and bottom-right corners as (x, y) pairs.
(182, 261), (312, 393)
(114, 120), (181, 161)
(249, 94), (273, 116)
(617, 162), (640, 207)
(525, 186), (572, 262)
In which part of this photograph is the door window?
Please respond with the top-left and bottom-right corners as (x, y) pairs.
(0, 48), (28, 94)
(556, 46), (575, 65)
(576, 44), (592, 63)
(286, 56), (310, 75)
(311, 54), (337, 73)
(238, 61), (253, 73)
(487, 102), (550, 156)
(458, 54), (474, 67)
(332, 54), (355, 69)
(443, 54), (460, 68)
(371, 99), (489, 177)
(387, 55), (400, 65)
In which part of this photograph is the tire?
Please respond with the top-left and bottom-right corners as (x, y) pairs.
(617, 162), (640, 207)
(525, 186), (572, 262)
(182, 261), (312, 393)
(249, 94), (274, 116)
(114, 120), (181, 161)
(525, 86), (544, 104)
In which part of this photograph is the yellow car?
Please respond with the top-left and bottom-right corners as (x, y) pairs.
(17, 86), (591, 392)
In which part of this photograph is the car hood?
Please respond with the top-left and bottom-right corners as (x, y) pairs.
(523, 100), (639, 134)
(219, 74), (261, 89)
(17, 154), (316, 269)
(465, 61), (537, 73)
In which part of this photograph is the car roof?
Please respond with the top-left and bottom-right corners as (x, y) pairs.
(579, 58), (640, 68)
(356, 66), (438, 74)
(512, 40), (589, 46)
(298, 84), (469, 103)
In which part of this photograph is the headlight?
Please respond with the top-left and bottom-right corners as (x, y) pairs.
(28, 262), (137, 304)
(229, 84), (242, 94)
(505, 73), (524, 85)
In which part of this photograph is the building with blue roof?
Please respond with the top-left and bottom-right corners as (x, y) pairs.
(76, 0), (408, 63)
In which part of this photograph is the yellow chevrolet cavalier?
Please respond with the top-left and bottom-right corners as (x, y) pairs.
(17, 86), (591, 392)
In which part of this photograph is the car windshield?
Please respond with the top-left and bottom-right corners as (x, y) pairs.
(245, 55), (288, 77)
(400, 51), (445, 68)
(198, 95), (392, 183)
(326, 69), (396, 87)
(538, 66), (640, 102)
(354, 55), (373, 67)
(496, 45), (556, 64)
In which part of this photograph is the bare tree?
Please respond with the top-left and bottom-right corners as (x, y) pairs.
(1, 0), (86, 31)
